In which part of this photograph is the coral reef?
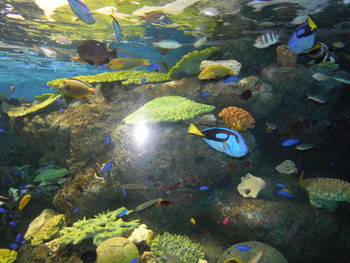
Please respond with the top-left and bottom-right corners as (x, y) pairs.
(128, 224), (154, 245)
(47, 70), (170, 87)
(7, 93), (62, 118)
(0, 249), (17, 263)
(25, 209), (59, 241)
(276, 45), (298, 66)
(199, 60), (242, 75)
(123, 96), (215, 124)
(275, 160), (298, 174)
(31, 214), (66, 245)
(151, 232), (205, 263)
(47, 207), (139, 249)
(218, 106), (255, 131)
(96, 237), (139, 263)
(34, 168), (70, 186)
(237, 173), (266, 198)
(218, 241), (288, 263)
(168, 46), (220, 77)
(303, 178), (350, 212)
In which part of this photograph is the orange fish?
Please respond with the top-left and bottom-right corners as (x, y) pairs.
(198, 65), (234, 80)
(18, 194), (31, 210)
(107, 57), (150, 70)
(156, 199), (174, 209)
(223, 216), (230, 225)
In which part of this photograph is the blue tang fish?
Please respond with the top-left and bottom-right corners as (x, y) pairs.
(111, 15), (121, 45)
(68, 0), (95, 25)
(288, 15), (317, 54)
(282, 139), (300, 147)
(188, 123), (249, 158)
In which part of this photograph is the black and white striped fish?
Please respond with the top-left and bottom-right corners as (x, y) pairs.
(253, 32), (280, 49)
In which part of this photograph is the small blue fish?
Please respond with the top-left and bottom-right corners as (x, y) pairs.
(278, 189), (294, 198)
(122, 188), (128, 197)
(223, 76), (238, 83)
(119, 209), (128, 217)
(41, 84), (50, 88)
(9, 221), (17, 227)
(201, 92), (211, 97)
(199, 186), (210, 191)
(236, 245), (252, 252)
(9, 243), (18, 250)
(148, 63), (161, 70)
(97, 199), (103, 203)
(20, 240), (25, 244)
(102, 162), (112, 173)
(111, 15), (121, 45)
(19, 186), (28, 190)
(141, 78), (147, 83)
(59, 108), (65, 113)
(276, 183), (286, 188)
(67, 0), (95, 25)
(98, 65), (108, 69)
(0, 128), (4, 132)
(56, 98), (63, 105)
(105, 136), (111, 144)
(5, 177), (11, 184)
(282, 139), (300, 147)
(72, 207), (80, 213)
(71, 72), (79, 76)
(130, 258), (138, 263)
(15, 234), (21, 243)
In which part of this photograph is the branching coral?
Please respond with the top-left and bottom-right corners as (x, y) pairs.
(218, 106), (255, 131)
(31, 214), (66, 245)
(123, 96), (215, 124)
(0, 249), (17, 263)
(151, 232), (205, 263)
(303, 178), (350, 212)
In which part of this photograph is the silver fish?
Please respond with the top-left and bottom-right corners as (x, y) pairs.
(296, 143), (316, 151)
(305, 93), (327, 104)
(266, 120), (277, 131)
(330, 76), (350, 85)
(253, 32), (280, 49)
(312, 72), (329, 81)
(199, 7), (219, 17)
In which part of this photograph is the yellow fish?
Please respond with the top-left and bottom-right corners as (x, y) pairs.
(198, 65), (234, 80)
(190, 218), (196, 225)
(18, 194), (31, 210)
(58, 79), (96, 98)
(107, 57), (150, 70)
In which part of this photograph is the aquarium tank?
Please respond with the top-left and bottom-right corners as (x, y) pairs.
(1, 0), (350, 262)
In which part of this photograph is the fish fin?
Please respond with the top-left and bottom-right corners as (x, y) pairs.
(307, 15), (317, 30)
(298, 171), (304, 187)
(188, 123), (205, 137)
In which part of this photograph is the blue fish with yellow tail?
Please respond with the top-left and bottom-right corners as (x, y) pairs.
(188, 123), (248, 157)
(68, 0), (95, 25)
(288, 15), (317, 54)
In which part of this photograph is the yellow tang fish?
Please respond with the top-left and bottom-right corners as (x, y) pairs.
(198, 65), (234, 80)
(108, 57), (150, 70)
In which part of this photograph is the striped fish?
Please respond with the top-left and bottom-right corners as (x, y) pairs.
(253, 32), (280, 49)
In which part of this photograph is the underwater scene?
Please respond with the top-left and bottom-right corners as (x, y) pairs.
(1, 0), (350, 262)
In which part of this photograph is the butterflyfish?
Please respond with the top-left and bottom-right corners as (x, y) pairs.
(188, 123), (249, 158)
(108, 57), (150, 70)
(18, 194), (31, 210)
(288, 15), (317, 54)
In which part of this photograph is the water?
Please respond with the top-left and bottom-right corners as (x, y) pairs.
(1, 0), (350, 263)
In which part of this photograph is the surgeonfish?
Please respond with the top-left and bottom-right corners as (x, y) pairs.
(198, 65), (234, 80)
(58, 79), (97, 98)
(288, 15), (317, 54)
(188, 123), (249, 158)
(18, 194), (31, 210)
(76, 40), (117, 66)
(253, 32), (280, 49)
(111, 15), (122, 45)
(108, 57), (150, 70)
(67, 0), (95, 25)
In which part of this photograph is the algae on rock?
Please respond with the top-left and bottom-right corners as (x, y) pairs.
(34, 168), (70, 186)
(123, 96), (215, 124)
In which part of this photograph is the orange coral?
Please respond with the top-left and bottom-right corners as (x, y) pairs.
(218, 107), (255, 131)
(276, 45), (298, 66)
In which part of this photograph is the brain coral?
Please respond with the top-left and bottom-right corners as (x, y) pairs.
(123, 96), (215, 124)
(217, 241), (287, 263)
(218, 106), (255, 131)
(303, 177), (350, 212)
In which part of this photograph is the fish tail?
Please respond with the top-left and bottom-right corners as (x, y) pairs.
(307, 15), (317, 30)
(142, 59), (151, 65)
(188, 123), (205, 137)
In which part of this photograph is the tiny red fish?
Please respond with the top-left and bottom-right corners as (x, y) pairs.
(223, 216), (230, 225)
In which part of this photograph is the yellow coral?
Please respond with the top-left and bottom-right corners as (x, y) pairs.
(31, 214), (66, 245)
(0, 249), (17, 263)
(218, 107), (255, 131)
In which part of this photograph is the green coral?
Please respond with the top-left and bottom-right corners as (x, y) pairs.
(168, 46), (220, 77)
(47, 70), (170, 87)
(151, 232), (205, 263)
(318, 62), (339, 71)
(53, 207), (139, 246)
(0, 249), (17, 263)
(96, 237), (139, 263)
(7, 92), (62, 118)
(31, 214), (66, 246)
(34, 168), (70, 186)
(218, 241), (288, 263)
(34, 93), (56, 102)
(123, 96), (215, 124)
